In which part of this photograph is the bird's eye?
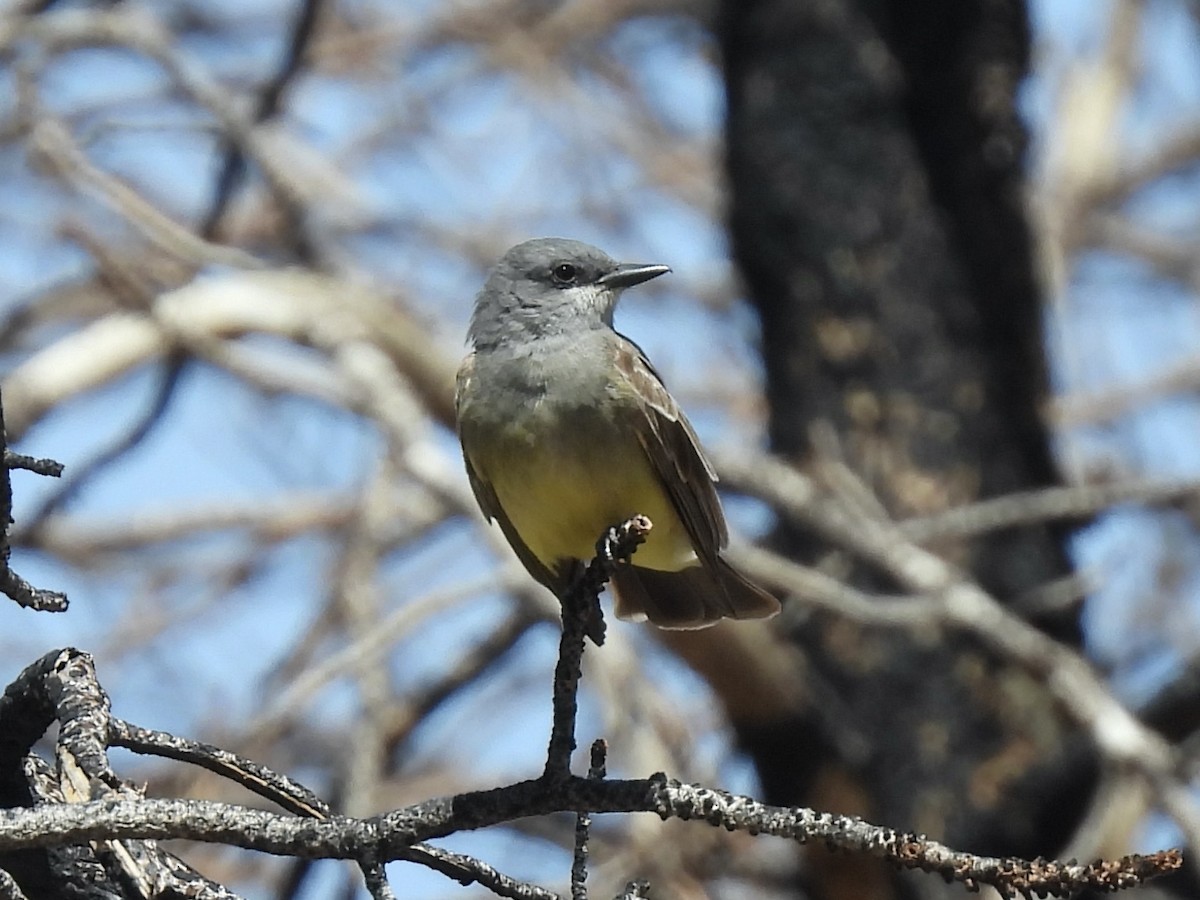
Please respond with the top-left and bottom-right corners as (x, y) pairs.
(551, 263), (577, 285)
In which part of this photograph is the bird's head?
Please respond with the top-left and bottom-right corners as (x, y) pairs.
(469, 238), (670, 350)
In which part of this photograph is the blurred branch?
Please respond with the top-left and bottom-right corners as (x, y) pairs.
(718, 451), (1200, 848)
(1086, 124), (1200, 209)
(1036, 0), (1144, 287)
(245, 570), (525, 746)
(1090, 213), (1200, 287)
(24, 356), (184, 530)
(26, 491), (358, 556)
(333, 458), (403, 827)
(897, 475), (1200, 543)
(4, 6), (364, 243)
(2, 269), (458, 441)
(201, 0), (327, 254)
(25, 117), (263, 270)
(1052, 355), (1200, 428)
(382, 610), (538, 756)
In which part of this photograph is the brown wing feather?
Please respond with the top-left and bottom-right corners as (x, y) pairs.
(455, 354), (569, 596)
(612, 337), (728, 563)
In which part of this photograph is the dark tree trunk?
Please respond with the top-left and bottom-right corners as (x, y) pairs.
(719, 0), (1098, 896)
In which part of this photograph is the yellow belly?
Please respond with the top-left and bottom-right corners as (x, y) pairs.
(480, 432), (696, 572)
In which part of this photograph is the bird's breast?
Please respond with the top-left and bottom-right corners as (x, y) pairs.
(461, 357), (694, 572)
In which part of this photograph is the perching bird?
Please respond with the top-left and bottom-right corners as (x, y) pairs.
(455, 238), (779, 629)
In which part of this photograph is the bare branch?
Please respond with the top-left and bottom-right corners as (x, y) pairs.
(0, 391), (66, 612)
(0, 778), (1180, 898)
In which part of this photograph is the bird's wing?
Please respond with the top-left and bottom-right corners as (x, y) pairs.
(455, 353), (568, 595)
(612, 335), (729, 562)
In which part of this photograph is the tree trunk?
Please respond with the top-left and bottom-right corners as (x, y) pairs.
(720, 1), (1096, 895)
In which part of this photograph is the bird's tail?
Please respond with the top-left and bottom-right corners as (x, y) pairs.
(610, 557), (779, 629)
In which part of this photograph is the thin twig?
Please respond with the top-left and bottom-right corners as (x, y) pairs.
(613, 881), (651, 900)
(2, 452), (63, 477)
(544, 516), (651, 781)
(572, 740), (608, 900)
(0, 390), (67, 611)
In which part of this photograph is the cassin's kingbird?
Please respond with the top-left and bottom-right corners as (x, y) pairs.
(455, 238), (779, 629)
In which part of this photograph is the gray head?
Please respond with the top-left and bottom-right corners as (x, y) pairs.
(468, 238), (669, 351)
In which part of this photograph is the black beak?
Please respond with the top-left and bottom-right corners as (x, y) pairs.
(599, 263), (671, 290)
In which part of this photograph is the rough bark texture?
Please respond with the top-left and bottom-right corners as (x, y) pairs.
(719, 0), (1097, 896)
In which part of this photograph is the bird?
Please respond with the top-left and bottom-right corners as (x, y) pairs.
(455, 237), (779, 631)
